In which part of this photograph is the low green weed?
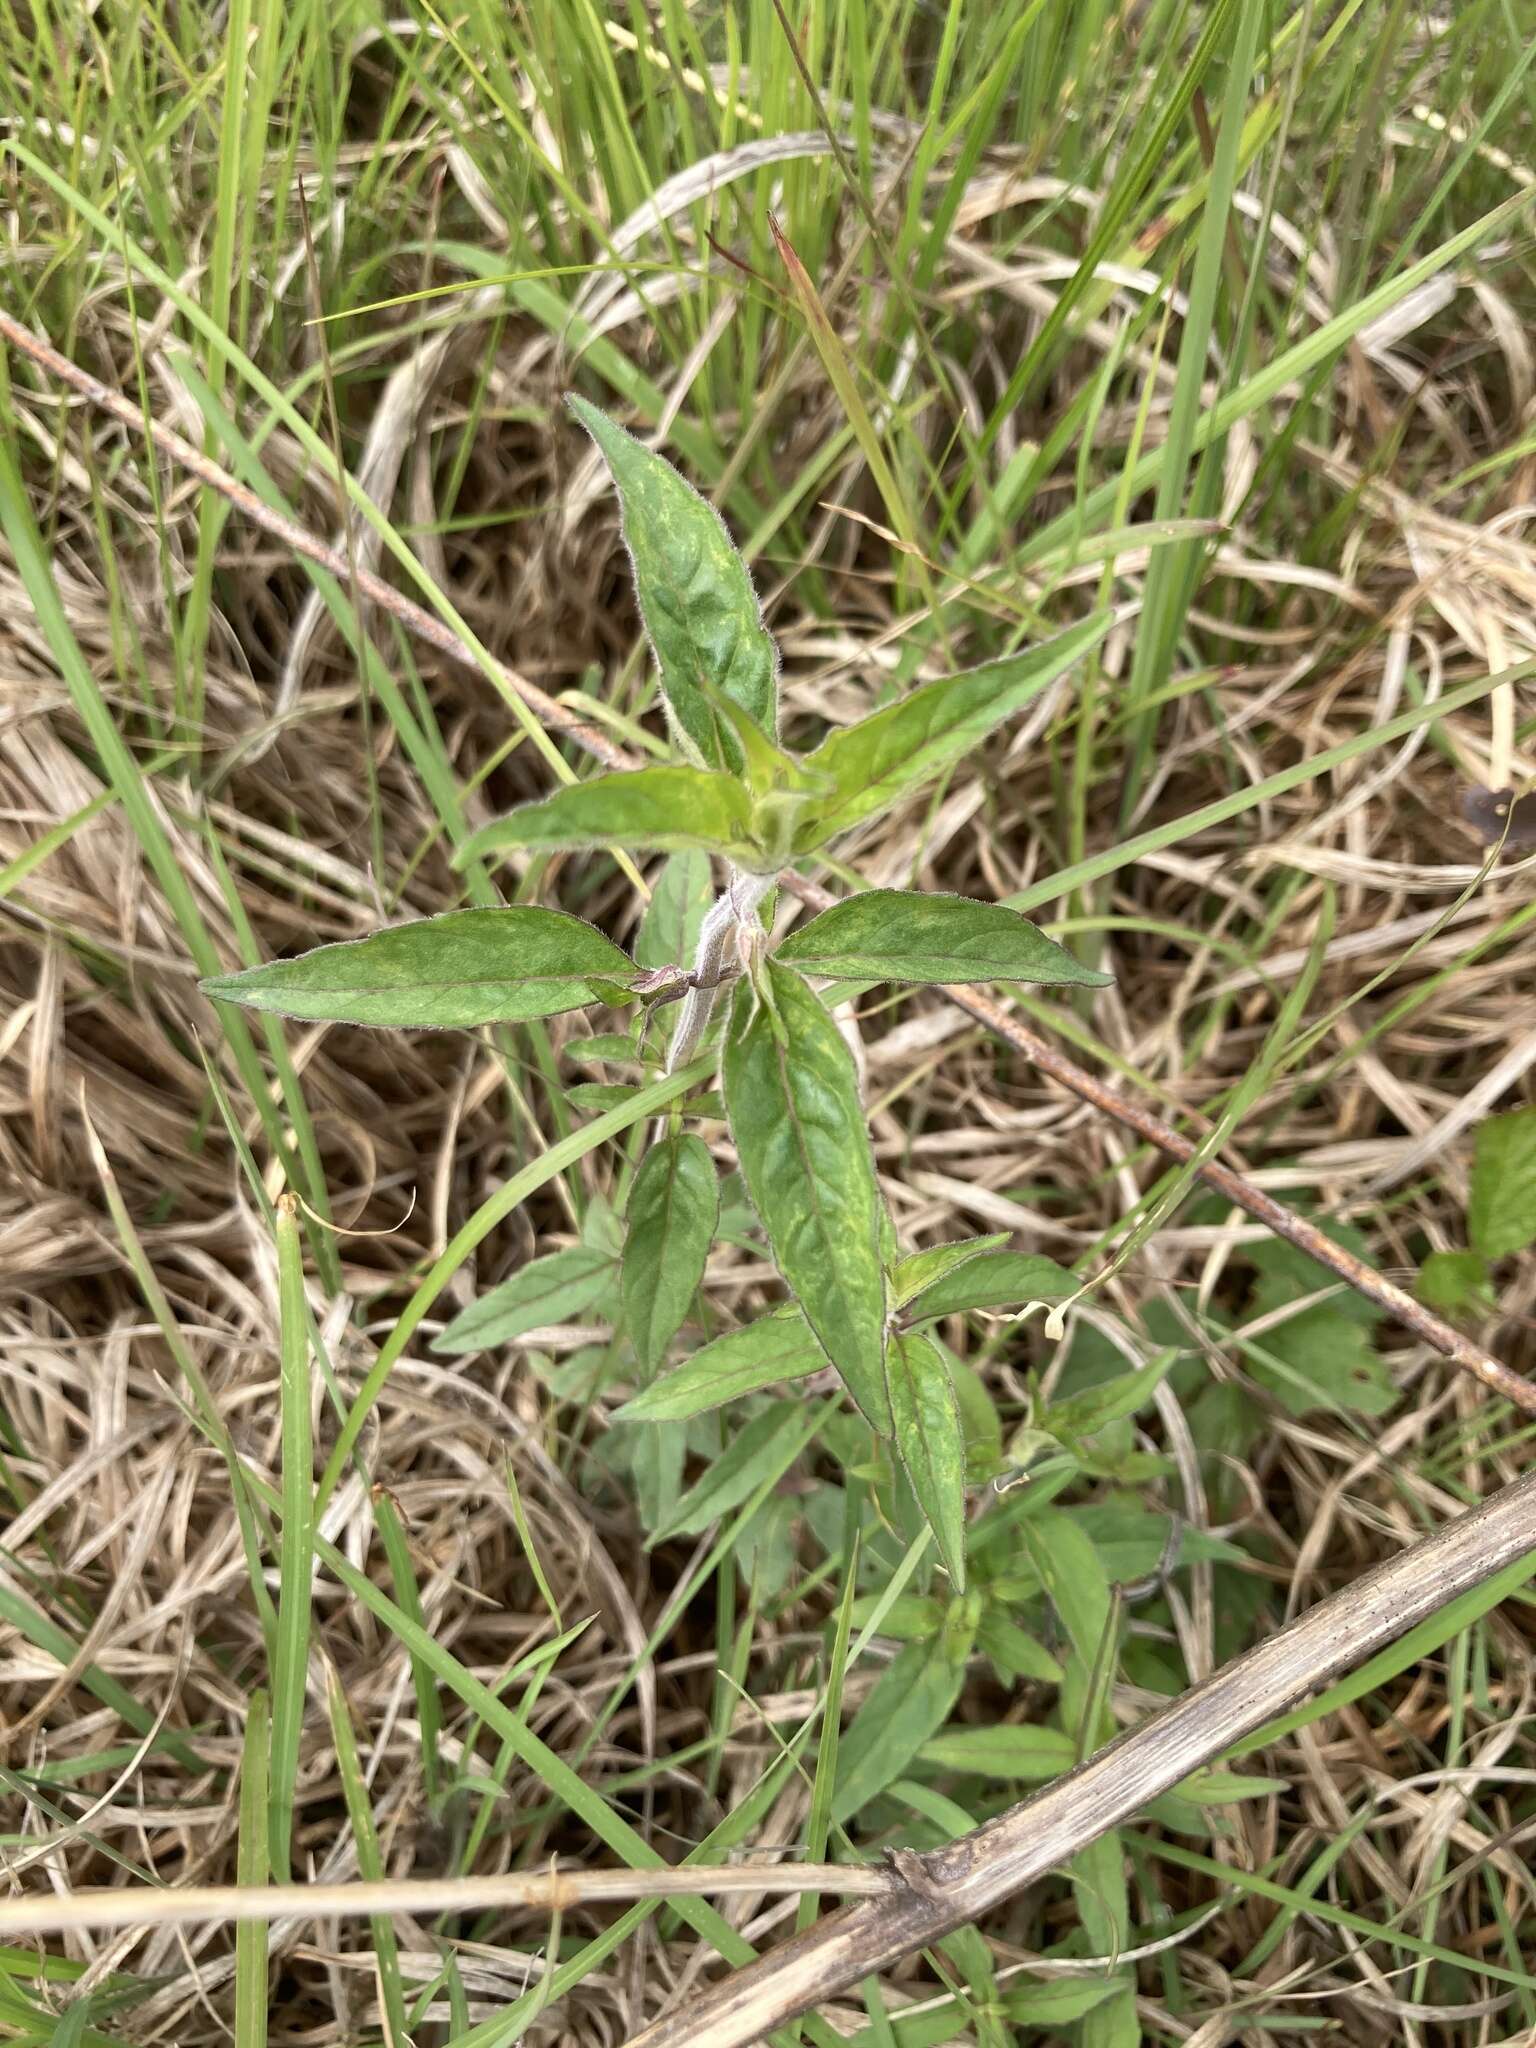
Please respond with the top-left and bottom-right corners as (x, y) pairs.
(205, 400), (1113, 1599)
(1419, 1105), (1536, 1317)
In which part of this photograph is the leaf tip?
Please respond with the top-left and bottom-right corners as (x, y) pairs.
(564, 390), (604, 435)
(767, 211), (807, 283)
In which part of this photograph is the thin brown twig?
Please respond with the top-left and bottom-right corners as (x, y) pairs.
(5, 307), (1532, 1422)
(844, 950), (1536, 1416)
(0, 309), (632, 776)
(621, 1465), (1536, 2048)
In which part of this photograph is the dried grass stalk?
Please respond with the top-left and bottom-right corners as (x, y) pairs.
(0, 1862), (896, 1939)
(623, 1465), (1536, 2048)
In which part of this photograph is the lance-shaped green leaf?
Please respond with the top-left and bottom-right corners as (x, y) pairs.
(1042, 1349), (1178, 1447)
(793, 611), (1113, 849)
(778, 890), (1112, 988)
(887, 1332), (968, 1591)
(889, 1234), (1010, 1307)
(723, 958), (891, 1431)
(917, 1723), (1076, 1780)
(433, 1246), (614, 1353)
(905, 1249), (1075, 1322)
(622, 1133), (719, 1376)
(1005, 1984), (1123, 2029)
(697, 675), (830, 865)
(649, 1399), (816, 1543)
(1417, 1249), (1494, 1316)
(199, 907), (636, 1028)
(831, 1619), (976, 1825)
(569, 395), (778, 769)
(567, 1033), (646, 1065)
(696, 669), (806, 794)
(456, 766), (765, 869)
(617, 1306), (826, 1421)
(565, 1082), (645, 1112)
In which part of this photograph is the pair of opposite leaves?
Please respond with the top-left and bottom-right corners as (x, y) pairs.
(203, 406), (1112, 1025)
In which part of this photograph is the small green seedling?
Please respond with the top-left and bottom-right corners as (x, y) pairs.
(203, 397), (1115, 1589)
(1418, 1105), (1536, 1318)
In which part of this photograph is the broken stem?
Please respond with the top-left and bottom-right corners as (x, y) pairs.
(621, 1465), (1536, 2048)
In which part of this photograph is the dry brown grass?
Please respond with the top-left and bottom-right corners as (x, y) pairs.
(5, 22), (1536, 2039)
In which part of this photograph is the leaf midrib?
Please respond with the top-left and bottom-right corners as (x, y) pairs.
(769, 1011), (880, 1382)
(209, 969), (631, 994)
(782, 950), (1077, 975)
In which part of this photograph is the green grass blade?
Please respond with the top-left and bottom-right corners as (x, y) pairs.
(326, 1668), (410, 2048)
(269, 1194), (314, 1875)
(1008, 665), (1527, 914)
(234, 1690), (270, 2048)
(0, 399), (338, 1283)
(1119, 0), (1267, 802)
(316, 1055), (713, 1508)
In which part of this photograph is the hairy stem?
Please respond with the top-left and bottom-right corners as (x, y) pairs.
(667, 870), (776, 1071)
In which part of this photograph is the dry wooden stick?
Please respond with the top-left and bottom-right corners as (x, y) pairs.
(5, 308), (1533, 1420)
(622, 1465), (1536, 2048)
(0, 1862), (895, 1939)
(5, 1472), (1531, 2034)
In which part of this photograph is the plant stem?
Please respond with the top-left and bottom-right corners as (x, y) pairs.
(667, 870), (776, 1071)
(0, 1862), (895, 1939)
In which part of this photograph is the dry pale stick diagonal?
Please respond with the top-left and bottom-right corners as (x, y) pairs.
(621, 1466), (1536, 2048)
(266, 281), (506, 757)
(4, 310), (1532, 1414)
(0, 311), (633, 777)
(2, 1465), (1533, 2034)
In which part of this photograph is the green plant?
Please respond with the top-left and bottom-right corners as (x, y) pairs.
(1418, 1105), (1536, 1317)
(203, 398), (1115, 1586)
